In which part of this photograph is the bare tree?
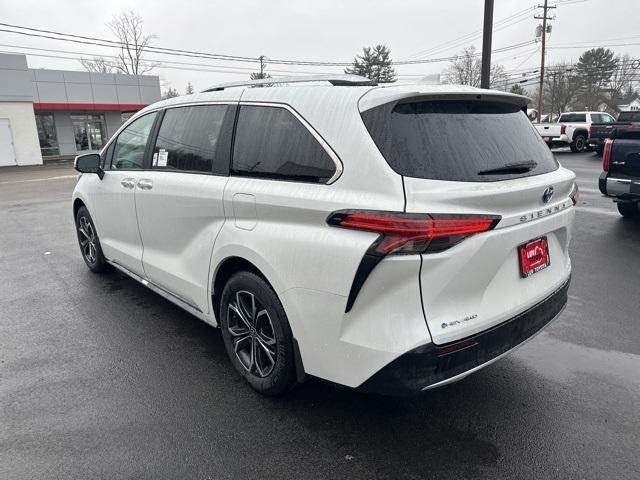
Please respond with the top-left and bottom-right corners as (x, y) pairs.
(80, 11), (158, 75)
(185, 81), (195, 95)
(79, 56), (114, 73)
(443, 46), (506, 88)
(609, 54), (637, 101)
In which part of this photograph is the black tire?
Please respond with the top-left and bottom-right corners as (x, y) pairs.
(570, 134), (587, 153)
(220, 271), (297, 395)
(617, 202), (640, 219)
(75, 206), (108, 273)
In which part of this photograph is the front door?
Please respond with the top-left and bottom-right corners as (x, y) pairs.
(91, 111), (158, 276)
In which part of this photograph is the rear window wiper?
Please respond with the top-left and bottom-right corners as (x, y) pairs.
(478, 161), (537, 176)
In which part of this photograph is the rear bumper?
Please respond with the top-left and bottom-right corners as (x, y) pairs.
(588, 137), (605, 147)
(356, 276), (571, 395)
(601, 174), (640, 199)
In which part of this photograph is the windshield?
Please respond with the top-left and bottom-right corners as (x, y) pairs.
(618, 112), (640, 122)
(361, 99), (559, 182)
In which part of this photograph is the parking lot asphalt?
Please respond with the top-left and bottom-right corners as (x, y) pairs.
(1, 152), (639, 480)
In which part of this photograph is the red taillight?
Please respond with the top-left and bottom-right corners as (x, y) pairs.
(327, 211), (500, 255)
(569, 183), (580, 206)
(602, 138), (614, 172)
(560, 124), (567, 135)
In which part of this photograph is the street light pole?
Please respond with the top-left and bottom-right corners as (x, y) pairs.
(480, 0), (494, 89)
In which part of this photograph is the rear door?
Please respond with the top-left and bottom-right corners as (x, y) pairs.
(361, 97), (576, 344)
(134, 103), (235, 313)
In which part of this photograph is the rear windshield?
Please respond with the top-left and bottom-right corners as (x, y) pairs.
(361, 99), (559, 182)
(558, 113), (586, 122)
(618, 112), (640, 122)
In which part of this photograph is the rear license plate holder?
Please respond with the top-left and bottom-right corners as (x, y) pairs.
(518, 236), (550, 278)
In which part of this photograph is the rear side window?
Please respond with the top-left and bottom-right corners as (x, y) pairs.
(361, 100), (558, 182)
(153, 105), (229, 174)
(558, 113), (586, 123)
(232, 105), (336, 183)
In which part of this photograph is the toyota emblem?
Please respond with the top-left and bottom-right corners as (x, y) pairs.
(542, 186), (554, 204)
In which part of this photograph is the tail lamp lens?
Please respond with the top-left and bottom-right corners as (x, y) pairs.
(569, 183), (579, 205)
(560, 124), (567, 135)
(602, 138), (613, 172)
(327, 211), (500, 255)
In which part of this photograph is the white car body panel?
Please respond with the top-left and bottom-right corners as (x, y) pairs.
(72, 81), (576, 391)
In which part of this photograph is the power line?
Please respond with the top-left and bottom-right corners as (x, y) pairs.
(0, 22), (536, 67)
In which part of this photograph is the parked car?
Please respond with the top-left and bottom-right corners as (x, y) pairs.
(534, 111), (615, 152)
(598, 126), (640, 218)
(589, 111), (640, 154)
(72, 75), (577, 396)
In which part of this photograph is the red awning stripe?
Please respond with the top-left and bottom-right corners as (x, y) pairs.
(33, 102), (148, 112)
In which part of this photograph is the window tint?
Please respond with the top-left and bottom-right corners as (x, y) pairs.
(361, 100), (558, 182)
(558, 113), (586, 123)
(232, 106), (336, 183)
(153, 105), (228, 174)
(111, 112), (157, 170)
(601, 114), (615, 123)
(618, 112), (640, 122)
(101, 141), (114, 169)
(590, 114), (603, 123)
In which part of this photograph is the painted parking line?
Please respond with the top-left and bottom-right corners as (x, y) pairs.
(0, 174), (77, 185)
(576, 206), (619, 217)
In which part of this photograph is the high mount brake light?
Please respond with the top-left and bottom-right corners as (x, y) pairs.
(329, 212), (499, 254)
(602, 138), (614, 172)
(327, 210), (501, 312)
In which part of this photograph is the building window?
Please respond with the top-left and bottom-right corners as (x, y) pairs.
(71, 114), (106, 152)
(121, 111), (135, 124)
(35, 113), (59, 157)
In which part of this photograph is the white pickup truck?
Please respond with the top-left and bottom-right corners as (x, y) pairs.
(535, 111), (616, 153)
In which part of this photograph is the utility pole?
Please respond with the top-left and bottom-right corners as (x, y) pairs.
(480, 0), (494, 89)
(535, 1), (556, 122)
(259, 55), (266, 78)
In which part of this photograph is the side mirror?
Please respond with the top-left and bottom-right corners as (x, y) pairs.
(74, 153), (104, 179)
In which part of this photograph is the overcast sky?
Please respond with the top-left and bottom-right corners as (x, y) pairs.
(1, 0), (639, 93)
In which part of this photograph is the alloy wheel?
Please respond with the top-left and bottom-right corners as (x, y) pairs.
(78, 216), (97, 264)
(227, 290), (277, 377)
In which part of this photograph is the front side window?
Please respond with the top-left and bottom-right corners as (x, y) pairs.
(111, 112), (157, 170)
(153, 105), (228, 174)
(232, 106), (336, 183)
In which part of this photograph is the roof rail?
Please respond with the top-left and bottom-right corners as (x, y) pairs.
(202, 74), (376, 92)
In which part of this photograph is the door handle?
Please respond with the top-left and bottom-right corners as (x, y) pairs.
(120, 178), (135, 189)
(137, 179), (153, 190)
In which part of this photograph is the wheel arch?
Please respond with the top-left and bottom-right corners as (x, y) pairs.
(73, 197), (86, 218)
(211, 255), (278, 322)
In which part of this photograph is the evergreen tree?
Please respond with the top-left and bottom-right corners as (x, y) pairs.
(345, 45), (396, 83)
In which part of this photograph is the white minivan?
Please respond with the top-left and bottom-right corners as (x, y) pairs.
(72, 75), (577, 395)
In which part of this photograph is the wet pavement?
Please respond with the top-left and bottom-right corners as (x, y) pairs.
(1, 152), (639, 479)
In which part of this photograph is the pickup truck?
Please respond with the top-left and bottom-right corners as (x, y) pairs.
(535, 111), (616, 152)
(589, 111), (640, 154)
(598, 126), (640, 218)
